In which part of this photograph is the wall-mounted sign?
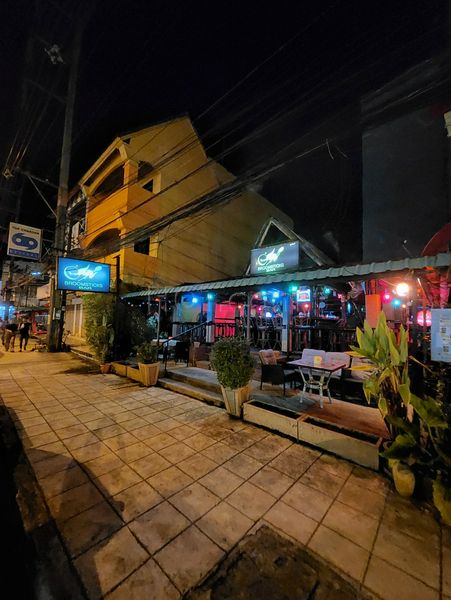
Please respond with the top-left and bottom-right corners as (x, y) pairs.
(296, 287), (311, 303)
(250, 241), (300, 275)
(57, 257), (111, 293)
(431, 308), (451, 363)
(7, 222), (42, 260)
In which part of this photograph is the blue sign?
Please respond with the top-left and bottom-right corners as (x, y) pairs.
(57, 258), (111, 293)
(250, 241), (300, 275)
(7, 222), (42, 260)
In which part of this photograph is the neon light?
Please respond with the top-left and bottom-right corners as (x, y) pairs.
(383, 293), (391, 301)
(272, 291), (280, 299)
(417, 310), (432, 327)
(265, 312), (272, 318)
(395, 282), (409, 297)
(192, 296), (198, 304)
(393, 299), (401, 307)
(207, 293), (214, 300)
(324, 287), (331, 295)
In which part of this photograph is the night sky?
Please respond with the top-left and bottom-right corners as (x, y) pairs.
(0, 0), (448, 261)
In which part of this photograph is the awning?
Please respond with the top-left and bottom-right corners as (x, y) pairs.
(122, 253), (450, 299)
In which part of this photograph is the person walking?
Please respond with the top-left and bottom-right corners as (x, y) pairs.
(0, 318), (5, 347)
(4, 319), (18, 352)
(19, 318), (31, 351)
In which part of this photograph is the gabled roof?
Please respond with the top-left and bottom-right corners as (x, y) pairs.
(245, 217), (333, 272)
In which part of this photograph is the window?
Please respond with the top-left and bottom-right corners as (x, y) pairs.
(138, 161), (153, 180)
(142, 178), (154, 193)
(134, 238), (150, 255)
(92, 165), (124, 199)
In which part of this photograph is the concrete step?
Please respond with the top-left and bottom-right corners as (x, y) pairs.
(158, 377), (224, 408)
(165, 367), (221, 394)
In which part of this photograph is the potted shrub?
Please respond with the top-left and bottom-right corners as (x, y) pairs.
(352, 312), (451, 523)
(136, 341), (159, 386)
(210, 337), (254, 417)
(83, 294), (115, 373)
(90, 324), (114, 373)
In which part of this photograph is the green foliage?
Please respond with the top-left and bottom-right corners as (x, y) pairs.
(136, 341), (158, 364)
(210, 337), (254, 389)
(83, 294), (115, 362)
(353, 312), (451, 523)
(351, 312), (410, 434)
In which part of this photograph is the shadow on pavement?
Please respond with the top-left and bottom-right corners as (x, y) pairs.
(2, 406), (126, 600)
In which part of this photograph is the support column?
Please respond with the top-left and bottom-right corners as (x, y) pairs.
(206, 295), (215, 343)
(281, 294), (291, 353)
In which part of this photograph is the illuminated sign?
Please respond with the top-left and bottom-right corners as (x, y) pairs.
(296, 288), (311, 303)
(250, 241), (299, 275)
(431, 309), (451, 363)
(57, 257), (111, 293)
(7, 222), (42, 260)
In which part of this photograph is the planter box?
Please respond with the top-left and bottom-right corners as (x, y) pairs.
(127, 366), (142, 383)
(112, 362), (128, 377)
(138, 362), (160, 386)
(243, 401), (300, 439)
(221, 385), (250, 417)
(298, 416), (382, 470)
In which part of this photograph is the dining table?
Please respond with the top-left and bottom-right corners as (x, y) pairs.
(287, 357), (348, 408)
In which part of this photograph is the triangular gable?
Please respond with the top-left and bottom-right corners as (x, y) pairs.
(245, 217), (333, 275)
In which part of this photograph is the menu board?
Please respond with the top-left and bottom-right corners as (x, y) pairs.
(431, 309), (451, 362)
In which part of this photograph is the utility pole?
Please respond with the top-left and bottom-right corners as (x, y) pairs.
(47, 19), (84, 351)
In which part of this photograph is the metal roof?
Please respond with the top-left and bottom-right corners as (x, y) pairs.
(122, 253), (450, 299)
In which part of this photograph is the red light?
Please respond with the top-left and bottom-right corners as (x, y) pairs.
(304, 303), (309, 309)
(383, 293), (391, 301)
(417, 310), (432, 327)
(238, 305), (242, 309)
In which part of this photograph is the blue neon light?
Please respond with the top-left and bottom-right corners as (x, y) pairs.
(57, 257), (111, 293)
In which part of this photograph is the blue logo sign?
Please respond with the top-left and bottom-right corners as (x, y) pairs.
(12, 233), (39, 250)
(57, 257), (111, 293)
(250, 241), (300, 275)
(7, 222), (42, 260)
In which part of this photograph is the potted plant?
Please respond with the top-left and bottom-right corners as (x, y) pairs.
(83, 294), (115, 373)
(351, 312), (451, 523)
(136, 341), (159, 386)
(210, 337), (254, 417)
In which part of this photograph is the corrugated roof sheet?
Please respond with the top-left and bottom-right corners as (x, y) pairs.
(122, 253), (450, 298)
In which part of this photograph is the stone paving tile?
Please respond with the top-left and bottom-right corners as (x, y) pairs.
(129, 453), (171, 479)
(263, 500), (318, 545)
(111, 481), (163, 522)
(94, 465), (142, 497)
(282, 481), (333, 522)
(55, 423), (90, 440)
(93, 424), (127, 441)
(199, 466), (244, 498)
(381, 491), (440, 543)
(183, 432), (216, 451)
(154, 525), (224, 594)
(59, 501), (123, 557)
(84, 453), (126, 478)
(143, 432), (177, 451)
(23, 430), (59, 448)
(300, 463), (347, 498)
(223, 452), (263, 480)
(364, 555), (439, 600)
(107, 558), (180, 600)
(372, 524), (440, 589)
(71, 442), (111, 463)
(348, 465), (390, 496)
(33, 453), (75, 479)
(147, 466), (194, 498)
(308, 525), (370, 582)
(130, 424), (161, 441)
(249, 465), (294, 498)
(74, 526), (149, 600)
(322, 500), (379, 551)
(196, 501), (253, 551)
(113, 442), (153, 463)
(120, 417), (149, 431)
(64, 433), (100, 450)
(103, 432), (140, 451)
(129, 501), (190, 554)
(158, 442), (197, 464)
(227, 481), (276, 521)
(268, 451), (312, 479)
(336, 479), (386, 519)
(47, 481), (104, 522)
(199, 441), (240, 465)
(169, 482), (221, 522)
(317, 453), (354, 479)
(177, 454), (217, 479)
(39, 465), (89, 499)
(169, 425), (197, 441)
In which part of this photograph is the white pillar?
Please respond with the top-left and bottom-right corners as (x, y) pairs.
(206, 297), (215, 343)
(281, 294), (291, 352)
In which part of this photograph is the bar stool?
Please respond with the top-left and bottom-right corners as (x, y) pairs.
(256, 317), (271, 349)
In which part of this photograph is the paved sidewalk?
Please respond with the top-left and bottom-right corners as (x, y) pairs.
(0, 351), (449, 599)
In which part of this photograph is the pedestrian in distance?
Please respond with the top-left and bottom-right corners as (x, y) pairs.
(0, 318), (5, 347)
(4, 319), (18, 352)
(19, 317), (31, 351)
